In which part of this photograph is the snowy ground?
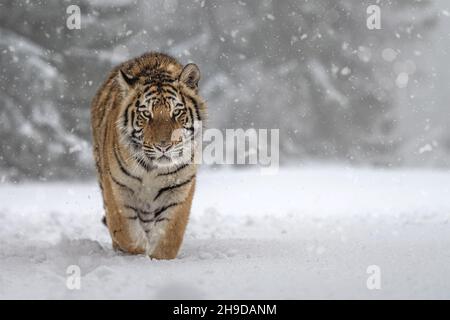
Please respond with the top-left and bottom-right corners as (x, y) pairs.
(0, 166), (450, 299)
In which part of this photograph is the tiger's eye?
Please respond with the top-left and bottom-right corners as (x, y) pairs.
(142, 110), (151, 118)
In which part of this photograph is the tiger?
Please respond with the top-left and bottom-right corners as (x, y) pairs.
(90, 52), (206, 259)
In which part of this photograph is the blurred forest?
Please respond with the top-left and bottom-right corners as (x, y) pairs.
(0, 0), (448, 181)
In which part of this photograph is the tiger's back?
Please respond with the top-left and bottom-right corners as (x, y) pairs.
(91, 52), (206, 259)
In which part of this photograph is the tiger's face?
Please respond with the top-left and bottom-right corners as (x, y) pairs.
(116, 63), (204, 170)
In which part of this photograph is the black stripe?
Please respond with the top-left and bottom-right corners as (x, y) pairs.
(153, 202), (181, 218)
(186, 95), (201, 121)
(161, 83), (178, 92)
(145, 90), (159, 98)
(187, 107), (194, 127)
(164, 88), (178, 96)
(124, 204), (151, 216)
(124, 204), (138, 213)
(154, 174), (195, 201)
(130, 110), (136, 126)
(110, 174), (135, 194)
(130, 137), (141, 145)
(123, 103), (132, 127)
(124, 205), (139, 220)
(157, 163), (189, 177)
(113, 147), (142, 183)
(133, 202), (181, 224)
(131, 128), (142, 139)
(135, 156), (152, 172)
(102, 124), (108, 152)
(143, 78), (175, 86)
(162, 78), (176, 83)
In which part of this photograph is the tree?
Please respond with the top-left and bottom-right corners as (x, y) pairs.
(0, 0), (141, 180)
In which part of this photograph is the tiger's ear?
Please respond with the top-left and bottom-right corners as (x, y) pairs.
(179, 63), (200, 91)
(117, 68), (138, 90)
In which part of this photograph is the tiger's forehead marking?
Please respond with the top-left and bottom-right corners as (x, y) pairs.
(134, 65), (183, 112)
(138, 85), (178, 114)
(141, 68), (177, 85)
(143, 81), (180, 106)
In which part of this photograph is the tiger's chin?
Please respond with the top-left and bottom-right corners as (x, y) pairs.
(154, 155), (175, 167)
(151, 155), (190, 169)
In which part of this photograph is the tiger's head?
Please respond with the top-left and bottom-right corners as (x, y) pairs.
(115, 53), (206, 170)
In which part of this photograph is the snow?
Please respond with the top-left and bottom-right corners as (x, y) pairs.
(1, 166), (450, 299)
(396, 72), (409, 88)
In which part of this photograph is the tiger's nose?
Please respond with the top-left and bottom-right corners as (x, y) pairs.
(155, 142), (172, 152)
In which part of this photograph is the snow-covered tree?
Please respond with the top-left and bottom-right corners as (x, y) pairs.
(192, 0), (438, 165)
(0, 0), (141, 180)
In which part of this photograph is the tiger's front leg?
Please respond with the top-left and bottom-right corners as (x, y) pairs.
(103, 182), (149, 254)
(150, 181), (195, 259)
